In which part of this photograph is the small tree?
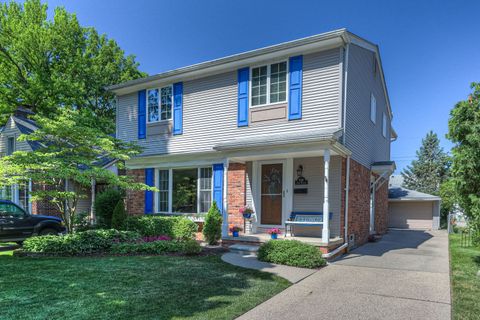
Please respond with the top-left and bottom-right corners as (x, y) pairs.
(203, 201), (223, 245)
(0, 108), (155, 232)
(95, 188), (122, 228)
(111, 199), (127, 230)
(401, 131), (450, 195)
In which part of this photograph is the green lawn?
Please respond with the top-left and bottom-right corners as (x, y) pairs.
(450, 234), (480, 320)
(0, 252), (289, 320)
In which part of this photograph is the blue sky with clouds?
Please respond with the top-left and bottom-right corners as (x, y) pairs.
(43, 0), (480, 172)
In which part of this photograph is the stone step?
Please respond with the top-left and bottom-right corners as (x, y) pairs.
(229, 244), (260, 256)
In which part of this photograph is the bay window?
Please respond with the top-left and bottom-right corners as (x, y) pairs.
(251, 61), (287, 107)
(157, 167), (213, 214)
(147, 85), (173, 123)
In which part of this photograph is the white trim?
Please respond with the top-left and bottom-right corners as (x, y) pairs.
(168, 169), (173, 213)
(382, 112), (387, 138)
(154, 169), (159, 213)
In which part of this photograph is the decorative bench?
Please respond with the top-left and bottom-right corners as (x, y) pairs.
(284, 211), (333, 237)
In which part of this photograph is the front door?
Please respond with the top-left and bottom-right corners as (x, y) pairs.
(260, 163), (283, 225)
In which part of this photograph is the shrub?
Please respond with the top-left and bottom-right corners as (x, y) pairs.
(22, 229), (140, 255)
(124, 216), (198, 239)
(94, 189), (123, 228)
(203, 201), (222, 245)
(257, 240), (326, 269)
(111, 200), (127, 230)
(109, 239), (201, 255)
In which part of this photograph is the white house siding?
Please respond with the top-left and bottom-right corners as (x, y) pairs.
(116, 48), (343, 157)
(344, 44), (391, 168)
(0, 118), (33, 155)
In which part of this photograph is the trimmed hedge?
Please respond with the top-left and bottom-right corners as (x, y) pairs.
(257, 240), (326, 269)
(22, 229), (140, 255)
(110, 239), (201, 256)
(124, 216), (198, 240)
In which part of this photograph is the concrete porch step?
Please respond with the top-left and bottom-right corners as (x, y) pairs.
(229, 244), (260, 256)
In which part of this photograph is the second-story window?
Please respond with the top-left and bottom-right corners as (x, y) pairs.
(147, 86), (173, 123)
(251, 61), (287, 107)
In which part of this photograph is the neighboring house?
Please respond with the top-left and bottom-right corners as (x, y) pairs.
(0, 108), (117, 218)
(388, 175), (441, 230)
(108, 29), (397, 252)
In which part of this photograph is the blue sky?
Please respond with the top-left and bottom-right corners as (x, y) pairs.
(43, 0), (480, 172)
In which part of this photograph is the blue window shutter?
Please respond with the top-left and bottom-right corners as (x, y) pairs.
(237, 67), (249, 127)
(138, 90), (146, 139)
(212, 163), (224, 214)
(144, 168), (154, 214)
(173, 82), (183, 135)
(288, 56), (303, 120)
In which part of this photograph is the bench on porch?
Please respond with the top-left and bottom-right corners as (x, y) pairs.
(284, 211), (333, 237)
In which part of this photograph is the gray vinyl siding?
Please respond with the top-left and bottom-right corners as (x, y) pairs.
(116, 48), (343, 156)
(0, 118), (32, 156)
(344, 44), (391, 168)
(293, 156), (342, 237)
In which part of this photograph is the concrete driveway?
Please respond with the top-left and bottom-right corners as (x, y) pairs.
(238, 230), (451, 320)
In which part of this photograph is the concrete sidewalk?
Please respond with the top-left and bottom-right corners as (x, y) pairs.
(221, 252), (317, 283)
(238, 230), (451, 320)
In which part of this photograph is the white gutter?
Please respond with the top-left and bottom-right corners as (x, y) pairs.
(344, 156), (351, 241)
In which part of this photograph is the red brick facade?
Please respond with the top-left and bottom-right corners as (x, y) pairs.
(227, 162), (246, 231)
(30, 183), (61, 217)
(125, 169), (145, 215)
(374, 181), (389, 235)
(346, 159), (372, 247)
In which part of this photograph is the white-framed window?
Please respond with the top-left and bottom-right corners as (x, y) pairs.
(370, 94), (377, 124)
(156, 167), (213, 214)
(251, 61), (287, 107)
(382, 112), (387, 138)
(147, 85), (173, 123)
(7, 137), (15, 155)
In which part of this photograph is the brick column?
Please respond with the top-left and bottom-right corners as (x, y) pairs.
(375, 180), (389, 235)
(347, 159), (371, 247)
(227, 162), (246, 231)
(126, 169), (145, 215)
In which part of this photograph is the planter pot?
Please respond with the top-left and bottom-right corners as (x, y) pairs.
(242, 213), (252, 219)
(271, 233), (278, 240)
(232, 231), (239, 237)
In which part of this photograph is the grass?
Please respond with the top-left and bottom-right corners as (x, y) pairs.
(450, 234), (480, 320)
(0, 252), (289, 320)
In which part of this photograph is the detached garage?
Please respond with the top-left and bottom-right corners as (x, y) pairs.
(388, 187), (441, 230)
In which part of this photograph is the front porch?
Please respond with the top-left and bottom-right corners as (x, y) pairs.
(219, 137), (350, 252)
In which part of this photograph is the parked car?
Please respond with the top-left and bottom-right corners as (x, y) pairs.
(0, 200), (66, 243)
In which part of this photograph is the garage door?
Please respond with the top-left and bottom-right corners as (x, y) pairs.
(388, 201), (433, 229)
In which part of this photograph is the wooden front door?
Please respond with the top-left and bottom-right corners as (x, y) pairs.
(260, 163), (283, 225)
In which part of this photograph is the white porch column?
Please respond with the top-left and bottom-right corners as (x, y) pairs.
(322, 149), (330, 243)
(90, 178), (96, 224)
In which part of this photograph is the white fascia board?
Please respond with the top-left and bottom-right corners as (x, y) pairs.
(389, 198), (441, 202)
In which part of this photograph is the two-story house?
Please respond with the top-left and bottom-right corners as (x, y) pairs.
(108, 29), (397, 253)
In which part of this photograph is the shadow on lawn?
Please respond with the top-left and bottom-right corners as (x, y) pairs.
(0, 254), (286, 320)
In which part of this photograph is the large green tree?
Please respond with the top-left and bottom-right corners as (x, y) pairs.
(448, 82), (480, 233)
(0, 109), (154, 232)
(0, 0), (146, 128)
(401, 131), (450, 195)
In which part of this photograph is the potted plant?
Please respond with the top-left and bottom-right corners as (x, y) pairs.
(267, 228), (281, 239)
(239, 206), (254, 219)
(229, 226), (242, 237)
